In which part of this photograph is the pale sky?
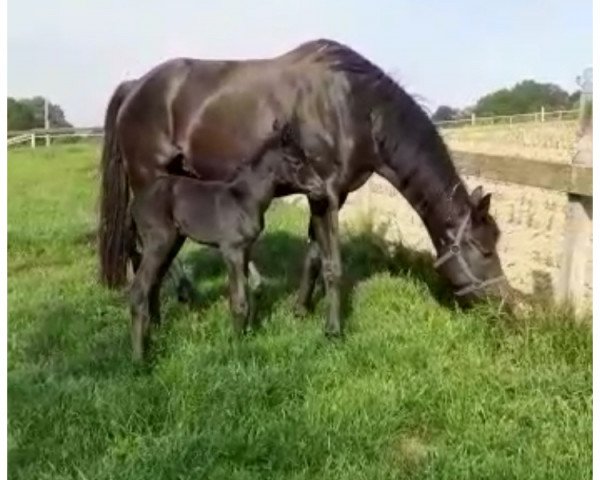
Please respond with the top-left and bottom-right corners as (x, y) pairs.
(8, 0), (592, 127)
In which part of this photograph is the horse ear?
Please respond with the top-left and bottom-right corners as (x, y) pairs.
(470, 186), (484, 205)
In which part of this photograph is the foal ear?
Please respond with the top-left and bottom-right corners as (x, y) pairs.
(278, 122), (294, 146)
(470, 186), (484, 205)
(272, 118), (282, 133)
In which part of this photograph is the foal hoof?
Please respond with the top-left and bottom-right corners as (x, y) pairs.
(293, 302), (311, 318)
(324, 328), (343, 340)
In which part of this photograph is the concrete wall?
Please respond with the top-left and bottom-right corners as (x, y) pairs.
(441, 120), (580, 163)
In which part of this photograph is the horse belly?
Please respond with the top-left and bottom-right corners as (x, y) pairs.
(183, 107), (281, 181)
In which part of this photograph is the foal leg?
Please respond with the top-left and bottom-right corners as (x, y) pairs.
(221, 245), (250, 336)
(149, 236), (186, 325)
(130, 218), (197, 305)
(244, 247), (263, 330)
(130, 231), (181, 362)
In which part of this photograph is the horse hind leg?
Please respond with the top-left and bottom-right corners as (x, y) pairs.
(160, 257), (197, 305)
(127, 218), (142, 276)
(295, 219), (322, 316)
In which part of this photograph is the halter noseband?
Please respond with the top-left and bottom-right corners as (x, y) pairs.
(434, 214), (505, 297)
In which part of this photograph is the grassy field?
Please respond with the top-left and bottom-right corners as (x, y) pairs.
(8, 144), (591, 479)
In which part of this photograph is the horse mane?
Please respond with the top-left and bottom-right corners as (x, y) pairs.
(314, 40), (441, 145)
(308, 39), (467, 206)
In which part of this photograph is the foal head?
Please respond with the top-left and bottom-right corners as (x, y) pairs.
(255, 119), (325, 198)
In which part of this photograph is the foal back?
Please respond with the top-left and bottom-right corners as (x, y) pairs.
(134, 176), (228, 248)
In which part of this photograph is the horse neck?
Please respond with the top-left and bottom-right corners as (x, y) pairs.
(376, 111), (472, 252)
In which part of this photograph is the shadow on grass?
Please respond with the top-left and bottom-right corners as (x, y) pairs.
(182, 228), (457, 329)
(13, 293), (136, 382)
(16, 228), (457, 381)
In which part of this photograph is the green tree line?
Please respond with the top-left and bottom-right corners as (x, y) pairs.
(8, 96), (72, 131)
(7, 80), (584, 130)
(432, 80), (582, 122)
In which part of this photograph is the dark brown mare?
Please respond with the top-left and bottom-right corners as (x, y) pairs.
(130, 120), (324, 361)
(99, 39), (511, 337)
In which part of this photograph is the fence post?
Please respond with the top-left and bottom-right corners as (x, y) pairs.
(44, 97), (50, 147)
(556, 67), (593, 316)
(30, 133), (35, 149)
(471, 113), (475, 126)
(541, 106), (545, 122)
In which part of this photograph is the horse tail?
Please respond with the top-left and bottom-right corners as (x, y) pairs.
(98, 80), (135, 288)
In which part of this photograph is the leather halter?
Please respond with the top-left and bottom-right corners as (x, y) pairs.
(434, 214), (505, 297)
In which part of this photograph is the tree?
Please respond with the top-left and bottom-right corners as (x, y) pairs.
(569, 91), (581, 108)
(432, 105), (459, 122)
(473, 80), (571, 116)
(7, 97), (36, 131)
(7, 96), (72, 130)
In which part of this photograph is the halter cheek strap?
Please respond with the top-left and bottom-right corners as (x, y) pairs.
(434, 214), (505, 297)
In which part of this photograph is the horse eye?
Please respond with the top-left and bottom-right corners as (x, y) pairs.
(470, 239), (493, 258)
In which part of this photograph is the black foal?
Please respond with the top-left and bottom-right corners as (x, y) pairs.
(129, 121), (323, 361)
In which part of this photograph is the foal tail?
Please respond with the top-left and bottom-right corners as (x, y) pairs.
(98, 80), (135, 288)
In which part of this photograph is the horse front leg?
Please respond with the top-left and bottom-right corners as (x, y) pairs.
(295, 219), (322, 316)
(308, 198), (343, 337)
(296, 194), (347, 318)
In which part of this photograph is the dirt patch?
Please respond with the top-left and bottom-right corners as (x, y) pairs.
(389, 431), (435, 468)
(442, 121), (579, 163)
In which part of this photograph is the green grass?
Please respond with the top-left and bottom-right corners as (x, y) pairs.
(8, 144), (592, 479)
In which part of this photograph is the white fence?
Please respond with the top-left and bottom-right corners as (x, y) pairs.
(435, 108), (579, 128)
(7, 127), (104, 148)
(6, 108), (581, 149)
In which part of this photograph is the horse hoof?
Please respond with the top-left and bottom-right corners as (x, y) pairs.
(176, 279), (199, 306)
(132, 350), (145, 363)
